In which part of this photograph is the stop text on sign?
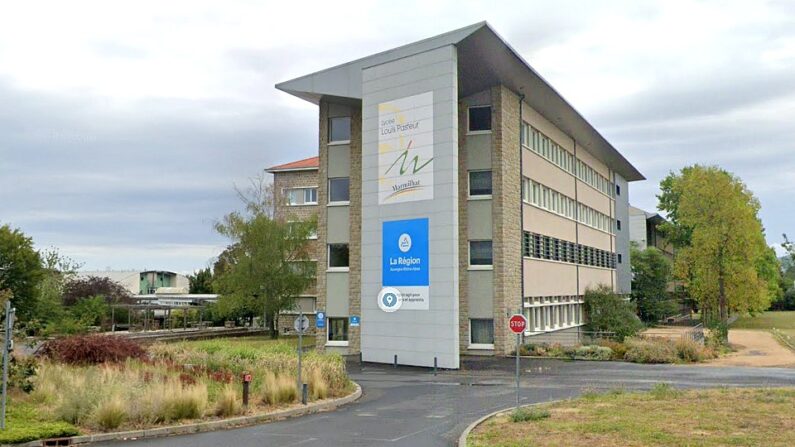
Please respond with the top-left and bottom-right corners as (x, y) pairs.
(508, 314), (527, 334)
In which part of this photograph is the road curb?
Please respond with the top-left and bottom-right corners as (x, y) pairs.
(457, 399), (563, 447)
(10, 382), (361, 447)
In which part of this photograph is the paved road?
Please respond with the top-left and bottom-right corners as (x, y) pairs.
(98, 357), (795, 447)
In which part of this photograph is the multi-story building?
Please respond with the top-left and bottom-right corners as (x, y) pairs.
(629, 205), (674, 259)
(79, 269), (189, 295)
(271, 22), (644, 369)
(266, 156), (321, 334)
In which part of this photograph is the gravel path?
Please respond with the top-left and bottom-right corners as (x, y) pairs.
(706, 329), (795, 367)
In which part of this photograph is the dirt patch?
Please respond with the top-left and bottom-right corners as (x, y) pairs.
(706, 330), (795, 368)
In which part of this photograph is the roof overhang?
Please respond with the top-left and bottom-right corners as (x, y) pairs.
(276, 22), (645, 182)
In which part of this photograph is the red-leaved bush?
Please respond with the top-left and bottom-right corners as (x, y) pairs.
(37, 335), (146, 365)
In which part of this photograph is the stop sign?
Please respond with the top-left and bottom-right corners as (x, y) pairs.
(508, 314), (527, 334)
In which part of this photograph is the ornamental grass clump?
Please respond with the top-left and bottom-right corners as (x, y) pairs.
(214, 384), (243, 417)
(261, 371), (297, 405)
(93, 396), (127, 430)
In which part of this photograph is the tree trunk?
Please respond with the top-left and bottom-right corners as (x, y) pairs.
(268, 311), (279, 339)
(718, 274), (728, 324)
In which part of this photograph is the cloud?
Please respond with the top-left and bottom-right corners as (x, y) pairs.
(1, 0), (794, 270)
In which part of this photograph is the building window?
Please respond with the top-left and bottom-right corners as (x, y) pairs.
(617, 219), (622, 231)
(328, 177), (350, 203)
(328, 244), (349, 269)
(470, 319), (494, 346)
(618, 253), (623, 264)
(469, 240), (493, 267)
(329, 117), (351, 143)
(286, 187), (318, 206)
(327, 317), (349, 343)
(616, 184), (621, 196)
(468, 170), (492, 197)
(468, 106), (492, 132)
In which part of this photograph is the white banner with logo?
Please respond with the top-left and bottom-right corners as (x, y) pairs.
(377, 91), (434, 204)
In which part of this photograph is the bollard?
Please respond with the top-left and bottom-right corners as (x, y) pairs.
(393, 354), (397, 368)
(359, 351), (363, 366)
(242, 372), (252, 408)
(302, 383), (308, 405)
(434, 357), (437, 376)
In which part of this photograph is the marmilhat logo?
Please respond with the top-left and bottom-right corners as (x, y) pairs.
(377, 287), (402, 312)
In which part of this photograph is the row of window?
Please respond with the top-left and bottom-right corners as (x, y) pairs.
(520, 123), (616, 198)
(285, 177), (350, 207)
(525, 301), (584, 332)
(521, 178), (614, 234)
(331, 106), (494, 142)
(523, 232), (619, 268)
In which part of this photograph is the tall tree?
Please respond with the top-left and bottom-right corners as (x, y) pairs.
(0, 224), (43, 320)
(188, 267), (214, 294)
(630, 244), (675, 322)
(658, 166), (773, 331)
(213, 177), (316, 338)
(35, 248), (82, 324)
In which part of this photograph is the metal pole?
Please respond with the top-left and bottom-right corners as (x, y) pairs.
(111, 306), (115, 332)
(297, 311), (303, 393)
(515, 332), (520, 408)
(2, 301), (14, 430)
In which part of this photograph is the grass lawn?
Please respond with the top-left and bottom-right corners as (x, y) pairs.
(182, 335), (317, 349)
(732, 311), (795, 330)
(469, 386), (795, 447)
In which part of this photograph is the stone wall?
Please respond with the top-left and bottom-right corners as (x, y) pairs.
(491, 85), (522, 355)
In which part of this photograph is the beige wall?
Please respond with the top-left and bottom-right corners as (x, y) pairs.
(578, 266), (614, 294)
(523, 259), (578, 296)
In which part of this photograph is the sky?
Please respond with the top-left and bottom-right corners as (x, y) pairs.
(1, 0), (794, 273)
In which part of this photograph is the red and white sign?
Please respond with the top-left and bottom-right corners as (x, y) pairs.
(243, 373), (252, 383)
(508, 314), (527, 334)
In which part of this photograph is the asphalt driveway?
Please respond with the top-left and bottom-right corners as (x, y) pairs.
(96, 357), (795, 447)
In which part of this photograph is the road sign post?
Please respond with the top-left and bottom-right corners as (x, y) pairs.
(508, 313), (527, 408)
(1, 301), (16, 430)
(294, 312), (310, 401)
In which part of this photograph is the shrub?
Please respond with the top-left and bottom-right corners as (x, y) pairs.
(214, 384), (242, 417)
(93, 396), (126, 430)
(510, 406), (550, 422)
(597, 339), (627, 360)
(675, 338), (716, 362)
(623, 338), (678, 364)
(261, 372), (297, 405)
(38, 335), (146, 365)
(574, 345), (613, 361)
(10, 355), (37, 393)
(583, 285), (643, 341)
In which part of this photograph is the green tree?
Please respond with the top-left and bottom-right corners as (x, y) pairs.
(188, 267), (214, 294)
(70, 295), (108, 326)
(0, 224), (43, 320)
(658, 166), (773, 332)
(583, 284), (643, 341)
(213, 178), (316, 338)
(630, 244), (675, 323)
(35, 248), (82, 324)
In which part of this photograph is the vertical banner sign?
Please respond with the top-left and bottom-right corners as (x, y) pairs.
(382, 218), (429, 310)
(378, 91), (434, 204)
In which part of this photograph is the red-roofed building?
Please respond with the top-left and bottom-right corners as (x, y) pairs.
(267, 154), (320, 335)
(266, 156), (319, 173)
